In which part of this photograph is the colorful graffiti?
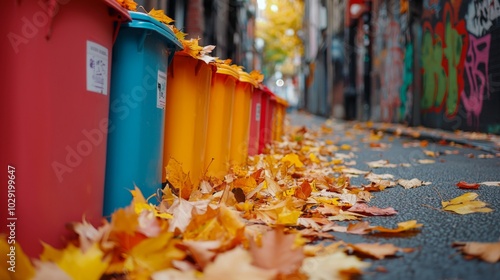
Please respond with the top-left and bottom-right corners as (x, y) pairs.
(421, 2), (467, 117)
(400, 43), (413, 120)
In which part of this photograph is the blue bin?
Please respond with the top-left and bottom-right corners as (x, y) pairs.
(104, 12), (183, 216)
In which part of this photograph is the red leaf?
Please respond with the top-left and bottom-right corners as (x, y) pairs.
(294, 181), (312, 200)
(456, 181), (480, 190)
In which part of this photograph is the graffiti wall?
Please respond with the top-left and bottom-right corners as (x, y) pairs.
(421, 0), (500, 133)
(371, 0), (413, 123)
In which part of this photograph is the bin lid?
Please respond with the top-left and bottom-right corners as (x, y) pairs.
(216, 64), (239, 79)
(126, 12), (183, 51)
(237, 70), (258, 87)
(103, 0), (132, 22)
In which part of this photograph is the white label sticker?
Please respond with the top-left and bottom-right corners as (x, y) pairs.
(86, 41), (108, 95)
(256, 103), (261, 122)
(157, 70), (166, 109)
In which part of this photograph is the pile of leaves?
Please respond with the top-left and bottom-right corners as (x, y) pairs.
(2, 121), (499, 279)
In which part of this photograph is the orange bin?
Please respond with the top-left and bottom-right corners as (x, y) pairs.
(229, 70), (258, 166)
(205, 63), (239, 178)
(163, 53), (215, 186)
(273, 96), (288, 141)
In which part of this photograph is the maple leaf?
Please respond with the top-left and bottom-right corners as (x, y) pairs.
(40, 243), (109, 280)
(348, 203), (398, 216)
(249, 227), (305, 275)
(348, 243), (414, 259)
(124, 232), (185, 278)
(167, 198), (210, 233)
(203, 247), (277, 280)
(294, 180), (312, 200)
(456, 181), (480, 190)
(453, 241), (500, 263)
(281, 153), (304, 168)
(165, 159), (194, 199)
(397, 178), (431, 189)
(111, 207), (139, 235)
(148, 8), (174, 24)
(300, 251), (369, 280)
(115, 0), (137, 11)
(441, 192), (493, 214)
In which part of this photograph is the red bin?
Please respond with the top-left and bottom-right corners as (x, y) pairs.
(0, 0), (130, 257)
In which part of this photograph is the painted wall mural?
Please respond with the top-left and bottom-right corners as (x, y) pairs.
(420, 0), (500, 132)
(371, 0), (412, 123)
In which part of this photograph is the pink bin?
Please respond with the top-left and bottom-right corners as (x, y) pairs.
(258, 86), (275, 154)
(0, 0), (129, 257)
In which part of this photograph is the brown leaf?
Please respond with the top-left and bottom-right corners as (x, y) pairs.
(456, 181), (480, 190)
(348, 243), (414, 259)
(346, 221), (373, 235)
(347, 203), (397, 216)
(453, 241), (500, 263)
(249, 227), (305, 274)
(397, 178), (431, 189)
(371, 220), (423, 233)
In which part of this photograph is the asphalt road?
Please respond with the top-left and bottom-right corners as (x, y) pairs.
(289, 112), (500, 280)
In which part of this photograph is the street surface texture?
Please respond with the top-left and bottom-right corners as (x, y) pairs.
(290, 111), (500, 280)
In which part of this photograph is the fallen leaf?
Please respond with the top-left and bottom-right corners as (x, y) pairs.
(281, 153), (304, 168)
(348, 243), (414, 259)
(203, 247), (277, 280)
(300, 251), (369, 280)
(0, 236), (35, 279)
(441, 192), (493, 214)
(456, 181), (480, 190)
(165, 159), (194, 199)
(453, 241), (500, 263)
(33, 261), (71, 280)
(366, 159), (397, 169)
(294, 181), (312, 200)
(342, 167), (369, 175)
(181, 240), (220, 269)
(116, 0), (138, 11)
(40, 243), (108, 280)
(397, 178), (431, 189)
(417, 159), (435, 164)
(371, 220), (423, 233)
(348, 203), (398, 216)
(249, 227), (304, 274)
(479, 181), (500, 186)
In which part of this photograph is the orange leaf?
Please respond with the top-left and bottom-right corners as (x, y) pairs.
(453, 241), (500, 263)
(294, 181), (312, 200)
(348, 243), (414, 259)
(249, 227), (305, 274)
(371, 220), (422, 233)
(115, 0), (137, 11)
(456, 181), (480, 190)
(347, 203), (397, 216)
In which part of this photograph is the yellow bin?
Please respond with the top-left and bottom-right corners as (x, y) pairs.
(205, 63), (239, 178)
(163, 53), (215, 186)
(273, 96), (288, 141)
(229, 70), (258, 166)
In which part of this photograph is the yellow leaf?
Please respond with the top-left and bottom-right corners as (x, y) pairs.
(441, 192), (493, 214)
(124, 232), (185, 277)
(309, 153), (320, 163)
(441, 192), (478, 207)
(371, 220), (423, 233)
(0, 236), (35, 280)
(281, 153), (304, 168)
(277, 207), (302, 225)
(340, 144), (351, 150)
(41, 243), (108, 280)
(148, 8), (174, 24)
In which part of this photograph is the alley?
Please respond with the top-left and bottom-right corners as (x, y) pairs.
(290, 111), (500, 279)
